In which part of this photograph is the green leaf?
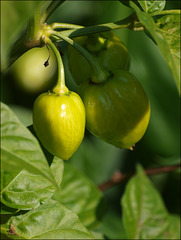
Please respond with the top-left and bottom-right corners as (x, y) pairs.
(0, 202), (18, 215)
(121, 165), (171, 239)
(52, 163), (103, 229)
(0, 102), (60, 209)
(119, 0), (141, 9)
(1, 157), (64, 210)
(91, 231), (104, 239)
(50, 157), (64, 186)
(1, 1), (42, 71)
(1, 102), (57, 184)
(1, 169), (54, 210)
(168, 215), (181, 239)
(7, 105), (32, 127)
(138, 0), (166, 15)
(119, 0), (166, 15)
(155, 13), (180, 93)
(131, 3), (180, 94)
(1, 201), (94, 239)
(27, 125), (54, 165)
(98, 210), (127, 239)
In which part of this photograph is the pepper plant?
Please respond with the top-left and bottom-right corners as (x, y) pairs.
(1, 1), (180, 239)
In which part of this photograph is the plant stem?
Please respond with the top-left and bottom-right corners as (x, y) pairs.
(50, 31), (110, 84)
(8, 12), (140, 68)
(26, 5), (42, 46)
(41, 0), (66, 23)
(99, 164), (181, 191)
(49, 22), (84, 30)
(9, 6), (43, 67)
(58, 13), (142, 39)
(43, 36), (68, 94)
(153, 9), (180, 16)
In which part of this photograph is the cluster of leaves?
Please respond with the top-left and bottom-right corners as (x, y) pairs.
(1, 103), (180, 239)
(129, 0), (180, 94)
(1, 0), (180, 239)
(119, 0), (180, 94)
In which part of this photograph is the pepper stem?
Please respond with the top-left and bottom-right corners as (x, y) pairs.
(43, 36), (68, 94)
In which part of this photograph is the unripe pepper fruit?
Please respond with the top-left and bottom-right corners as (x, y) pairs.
(68, 31), (131, 85)
(78, 70), (150, 149)
(9, 46), (57, 94)
(33, 91), (86, 160)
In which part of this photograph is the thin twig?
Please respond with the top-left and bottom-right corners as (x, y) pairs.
(98, 164), (181, 191)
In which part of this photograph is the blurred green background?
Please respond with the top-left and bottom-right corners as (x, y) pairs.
(1, 1), (180, 235)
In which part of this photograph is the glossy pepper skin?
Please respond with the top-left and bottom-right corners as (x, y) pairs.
(78, 70), (150, 149)
(9, 46), (57, 94)
(33, 91), (86, 160)
(68, 31), (131, 85)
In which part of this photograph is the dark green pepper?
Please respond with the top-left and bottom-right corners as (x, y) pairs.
(68, 31), (131, 85)
(78, 70), (150, 149)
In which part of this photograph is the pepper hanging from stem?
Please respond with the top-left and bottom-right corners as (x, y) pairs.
(50, 31), (111, 84)
(42, 35), (68, 94)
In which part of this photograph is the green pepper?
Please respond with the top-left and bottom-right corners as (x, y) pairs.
(68, 31), (131, 85)
(78, 70), (150, 149)
(9, 46), (57, 94)
(33, 91), (86, 160)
